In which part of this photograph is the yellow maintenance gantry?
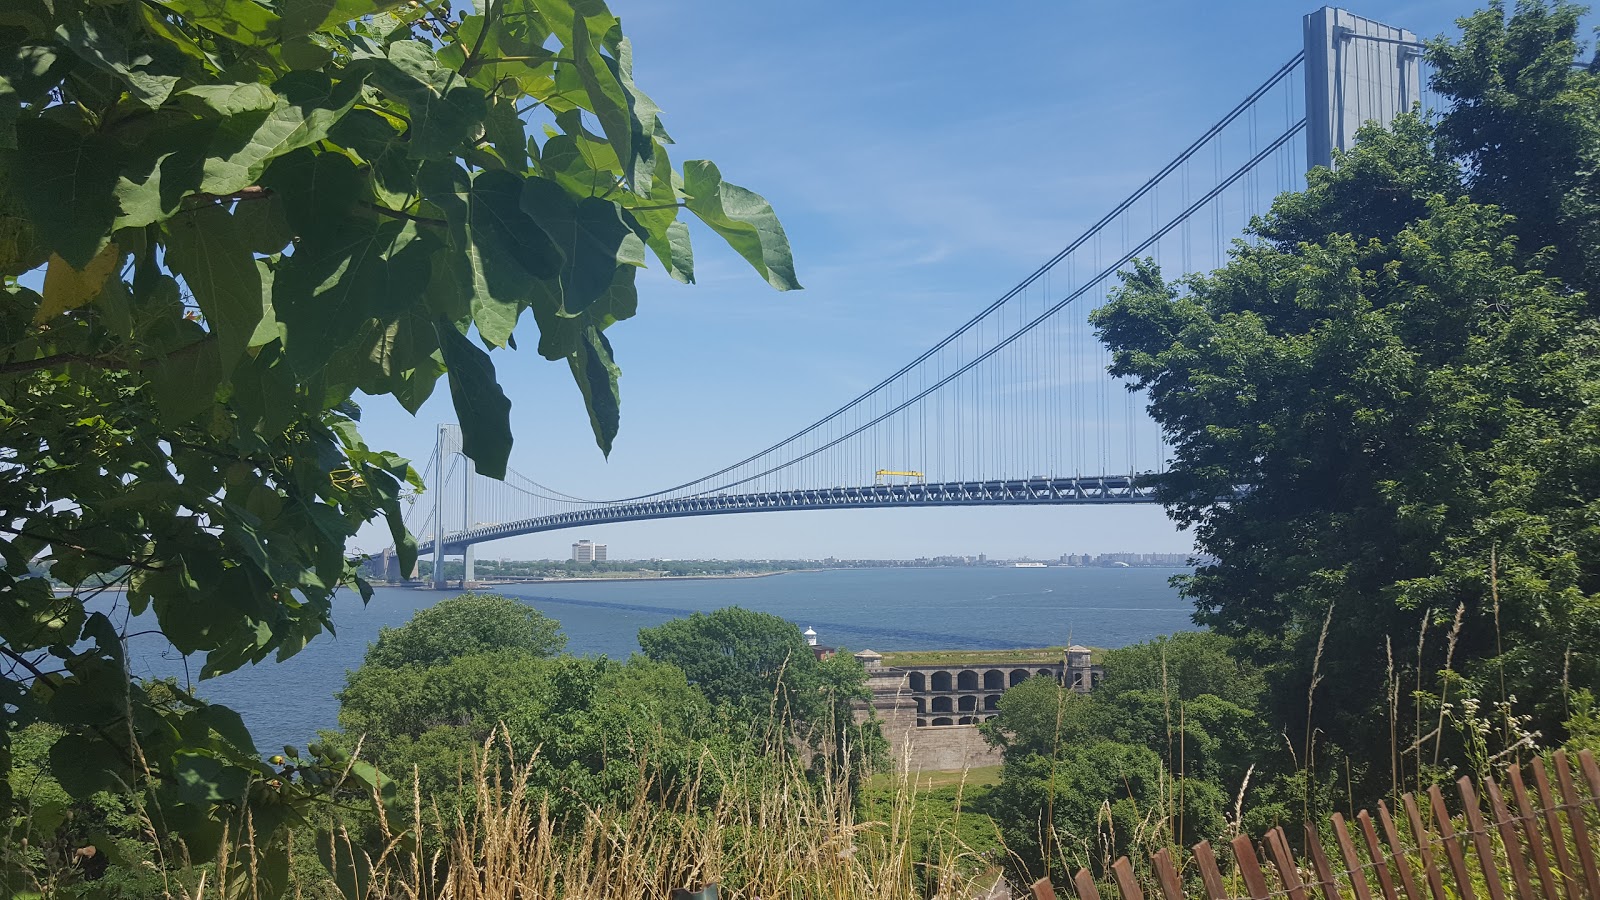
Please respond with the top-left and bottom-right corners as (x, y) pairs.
(874, 469), (926, 485)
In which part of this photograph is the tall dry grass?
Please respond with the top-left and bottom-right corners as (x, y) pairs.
(311, 730), (1006, 900)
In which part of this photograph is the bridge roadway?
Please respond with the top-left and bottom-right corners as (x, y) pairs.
(424, 474), (1157, 554)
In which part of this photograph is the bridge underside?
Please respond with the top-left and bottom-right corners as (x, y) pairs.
(421, 475), (1158, 554)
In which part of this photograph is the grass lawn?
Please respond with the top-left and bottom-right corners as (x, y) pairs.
(866, 765), (1002, 793)
(861, 766), (1007, 872)
(878, 647), (1104, 666)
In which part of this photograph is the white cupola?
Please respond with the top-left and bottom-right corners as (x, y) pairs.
(804, 626), (818, 646)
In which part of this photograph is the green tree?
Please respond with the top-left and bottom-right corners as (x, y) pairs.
(637, 607), (829, 726)
(1430, 0), (1600, 303)
(0, 0), (796, 883)
(979, 675), (1097, 761)
(1096, 631), (1263, 707)
(636, 608), (882, 775)
(1092, 108), (1600, 793)
(1091, 689), (1262, 787)
(361, 591), (564, 668)
(336, 600), (725, 817)
(985, 741), (1225, 886)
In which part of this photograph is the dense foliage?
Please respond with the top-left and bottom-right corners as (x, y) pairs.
(0, 0), (796, 887)
(335, 597), (882, 819)
(637, 607), (883, 776)
(981, 632), (1255, 882)
(336, 595), (727, 817)
(1091, 0), (1600, 801)
(360, 590), (565, 667)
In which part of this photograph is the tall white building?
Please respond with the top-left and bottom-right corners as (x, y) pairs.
(571, 539), (607, 562)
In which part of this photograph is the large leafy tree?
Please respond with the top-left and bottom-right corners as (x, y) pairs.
(0, 0), (796, 880)
(336, 597), (724, 818)
(360, 590), (564, 668)
(980, 632), (1264, 891)
(1430, 0), (1600, 304)
(985, 741), (1225, 885)
(635, 607), (881, 777)
(1092, 103), (1600, 793)
(637, 608), (842, 727)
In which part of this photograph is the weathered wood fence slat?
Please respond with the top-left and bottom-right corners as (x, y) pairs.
(1056, 749), (1600, 900)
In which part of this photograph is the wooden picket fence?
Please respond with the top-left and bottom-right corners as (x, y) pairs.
(1032, 749), (1600, 900)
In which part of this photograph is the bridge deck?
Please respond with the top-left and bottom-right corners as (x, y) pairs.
(424, 475), (1156, 553)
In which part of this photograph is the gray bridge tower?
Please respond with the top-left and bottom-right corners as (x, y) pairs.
(429, 423), (475, 590)
(1303, 7), (1422, 172)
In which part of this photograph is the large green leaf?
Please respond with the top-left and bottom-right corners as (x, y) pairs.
(177, 82), (276, 116)
(481, 95), (530, 171)
(50, 732), (136, 797)
(149, 337), (223, 424)
(436, 321), (513, 479)
(566, 12), (650, 195)
(164, 204), (273, 369)
(171, 751), (250, 805)
(114, 118), (215, 230)
(54, 19), (179, 109)
(7, 119), (121, 268)
(273, 218), (436, 377)
(359, 42), (487, 160)
(682, 160), (800, 291)
(629, 149), (693, 283)
(328, 107), (419, 209)
(198, 71), (363, 196)
(614, 36), (671, 144)
(153, 0), (279, 45)
(568, 324), (621, 455)
(521, 176), (645, 313)
(420, 165), (564, 347)
(278, 0), (406, 40)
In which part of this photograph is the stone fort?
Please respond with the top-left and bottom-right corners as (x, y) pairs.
(807, 629), (1102, 772)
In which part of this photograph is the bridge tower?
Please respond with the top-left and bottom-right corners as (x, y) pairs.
(429, 423), (475, 590)
(1303, 7), (1422, 172)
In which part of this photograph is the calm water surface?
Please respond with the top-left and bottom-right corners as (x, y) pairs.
(119, 567), (1195, 751)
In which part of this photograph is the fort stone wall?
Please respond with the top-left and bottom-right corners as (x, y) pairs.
(849, 647), (1102, 773)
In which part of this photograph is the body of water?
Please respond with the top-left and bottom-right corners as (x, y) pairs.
(118, 566), (1195, 752)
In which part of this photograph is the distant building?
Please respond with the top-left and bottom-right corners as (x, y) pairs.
(571, 539), (607, 562)
(804, 626), (836, 660)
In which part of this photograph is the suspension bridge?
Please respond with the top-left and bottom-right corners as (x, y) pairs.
(390, 8), (1434, 587)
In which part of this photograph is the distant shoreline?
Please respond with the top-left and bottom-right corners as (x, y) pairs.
(53, 563), (1192, 595)
(474, 570), (803, 586)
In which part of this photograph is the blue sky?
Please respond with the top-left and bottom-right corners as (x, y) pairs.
(350, 0), (1545, 561)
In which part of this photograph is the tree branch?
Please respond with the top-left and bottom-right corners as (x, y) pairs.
(458, 0), (498, 76)
(367, 203), (448, 228)
(0, 352), (113, 376)
(475, 55), (572, 66)
(0, 525), (163, 572)
(180, 186), (274, 209)
(0, 333), (219, 377)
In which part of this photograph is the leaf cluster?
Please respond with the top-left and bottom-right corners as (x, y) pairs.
(334, 593), (751, 823)
(1089, 0), (1600, 803)
(979, 632), (1259, 886)
(1, 0), (798, 886)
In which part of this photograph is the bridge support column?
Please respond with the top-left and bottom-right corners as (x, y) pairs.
(431, 423), (447, 590)
(1303, 7), (1420, 172)
(462, 454), (475, 588)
